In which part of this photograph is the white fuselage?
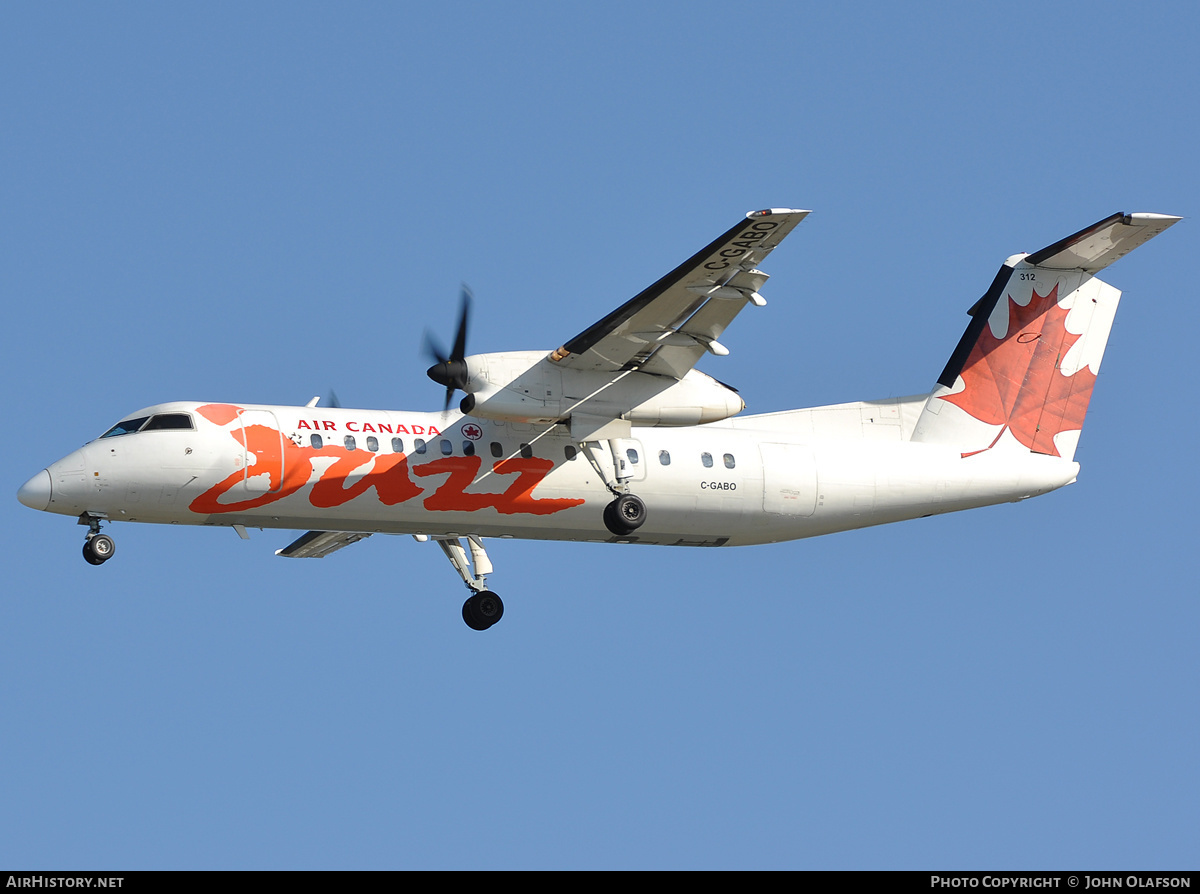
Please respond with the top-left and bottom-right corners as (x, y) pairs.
(15, 209), (1174, 631)
(27, 396), (1079, 548)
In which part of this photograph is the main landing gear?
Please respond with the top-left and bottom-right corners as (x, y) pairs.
(581, 439), (648, 537)
(462, 590), (503, 631)
(432, 534), (504, 631)
(79, 513), (115, 565)
(603, 493), (646, 536)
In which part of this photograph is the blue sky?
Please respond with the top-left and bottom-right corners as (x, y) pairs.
(2, 2), (1196, 869)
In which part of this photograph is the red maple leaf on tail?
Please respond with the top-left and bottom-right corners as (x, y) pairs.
(941, 284), (1097, 457)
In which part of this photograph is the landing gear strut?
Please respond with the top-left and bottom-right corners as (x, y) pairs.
(432, 535), (504, 630)
(581, 438), (648, 537)
(79, 514), (115, 565)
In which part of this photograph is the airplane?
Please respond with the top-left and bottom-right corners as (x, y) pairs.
(17, 208), (1180, 630)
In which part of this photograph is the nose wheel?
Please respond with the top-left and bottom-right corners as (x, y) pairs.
(83, 533), (116, 565)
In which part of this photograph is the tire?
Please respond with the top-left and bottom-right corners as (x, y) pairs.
(84, 534), (115, 564)
(602, 500), (619, 534)
(604, 494), (646, 535)
(82, 541), (104, 565)
(462, 590), (504, 630)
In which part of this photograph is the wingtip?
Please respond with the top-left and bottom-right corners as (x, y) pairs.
(746, 208), (811, 218)
(1123, 212), (1182, 225)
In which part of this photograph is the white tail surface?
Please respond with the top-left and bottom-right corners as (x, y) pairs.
(912, 212), (1179, 461)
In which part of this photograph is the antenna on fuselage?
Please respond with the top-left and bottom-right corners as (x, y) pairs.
(305, 390), (343, 409)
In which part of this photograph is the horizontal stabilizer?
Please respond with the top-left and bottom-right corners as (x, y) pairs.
(1024, 212), (1180, 273)
(276, 530), (372, 558)
(913, 211), (1179, 461)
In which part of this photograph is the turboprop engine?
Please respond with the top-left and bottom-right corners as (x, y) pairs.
(424, 288), (745, 429)
(454, 351), (745, 426)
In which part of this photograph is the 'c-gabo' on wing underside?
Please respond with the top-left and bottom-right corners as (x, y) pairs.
(17, 208), (1180, 630)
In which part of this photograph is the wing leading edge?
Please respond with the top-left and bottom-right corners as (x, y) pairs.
(550, 208), (809, 379)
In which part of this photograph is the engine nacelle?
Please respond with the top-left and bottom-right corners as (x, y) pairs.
(458, 352), (745, 427)
(460, 387), (558, 424)
(621, 371), (745, 426)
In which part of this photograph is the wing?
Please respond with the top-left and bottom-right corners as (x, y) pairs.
(550, 208), (809, 379)
(276, 530), (372, 558)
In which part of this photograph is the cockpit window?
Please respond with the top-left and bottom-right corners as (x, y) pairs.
(142, 413), (195, 431)
(100, 412), (195, 439)
(100, 417), (150, 438)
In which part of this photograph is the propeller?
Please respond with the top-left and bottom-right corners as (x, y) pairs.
(424, 286), (472, 412)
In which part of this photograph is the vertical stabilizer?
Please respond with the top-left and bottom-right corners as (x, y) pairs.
(912, 212), (1179, 461)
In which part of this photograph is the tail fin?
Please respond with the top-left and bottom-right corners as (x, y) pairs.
(912, 212), (1179, 461)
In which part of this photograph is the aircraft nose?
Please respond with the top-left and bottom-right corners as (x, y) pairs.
(17, 470), (52, 511)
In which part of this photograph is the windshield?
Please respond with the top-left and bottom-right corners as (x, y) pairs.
(142, 413), (194, 431)
(98, 412), (194, 439)
(100, 417), (150, 439)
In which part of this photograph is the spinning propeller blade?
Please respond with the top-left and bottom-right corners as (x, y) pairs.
(424, 286), (472, 412)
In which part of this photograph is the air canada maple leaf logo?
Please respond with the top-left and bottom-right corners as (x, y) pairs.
(941, 284), (1097, 457)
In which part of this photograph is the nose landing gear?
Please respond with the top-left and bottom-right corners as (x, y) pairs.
(82, 534), (115, 565)
(79, 514), (115, 565)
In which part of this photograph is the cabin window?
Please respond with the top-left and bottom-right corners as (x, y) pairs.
(490, 441), (504, 458)
(565, 445), (577, 461)
(463, 441), (475, 456)
(724, 453), (736, 469)
(701, 452), (713, 468)
(626, 448), (639, 465)
(310, 434), (323, 449)
(100, 417), (150, 438)
(659, 450), (671, 466)
(440, 439), (453, 455)
(366, 436), (379, 452)
(344, 435), (357, 451)
(392, 437), (404, 453)
(415, 438), (427, 454)
(142, 413), (195, 431)
(519, 443), (533, 459)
